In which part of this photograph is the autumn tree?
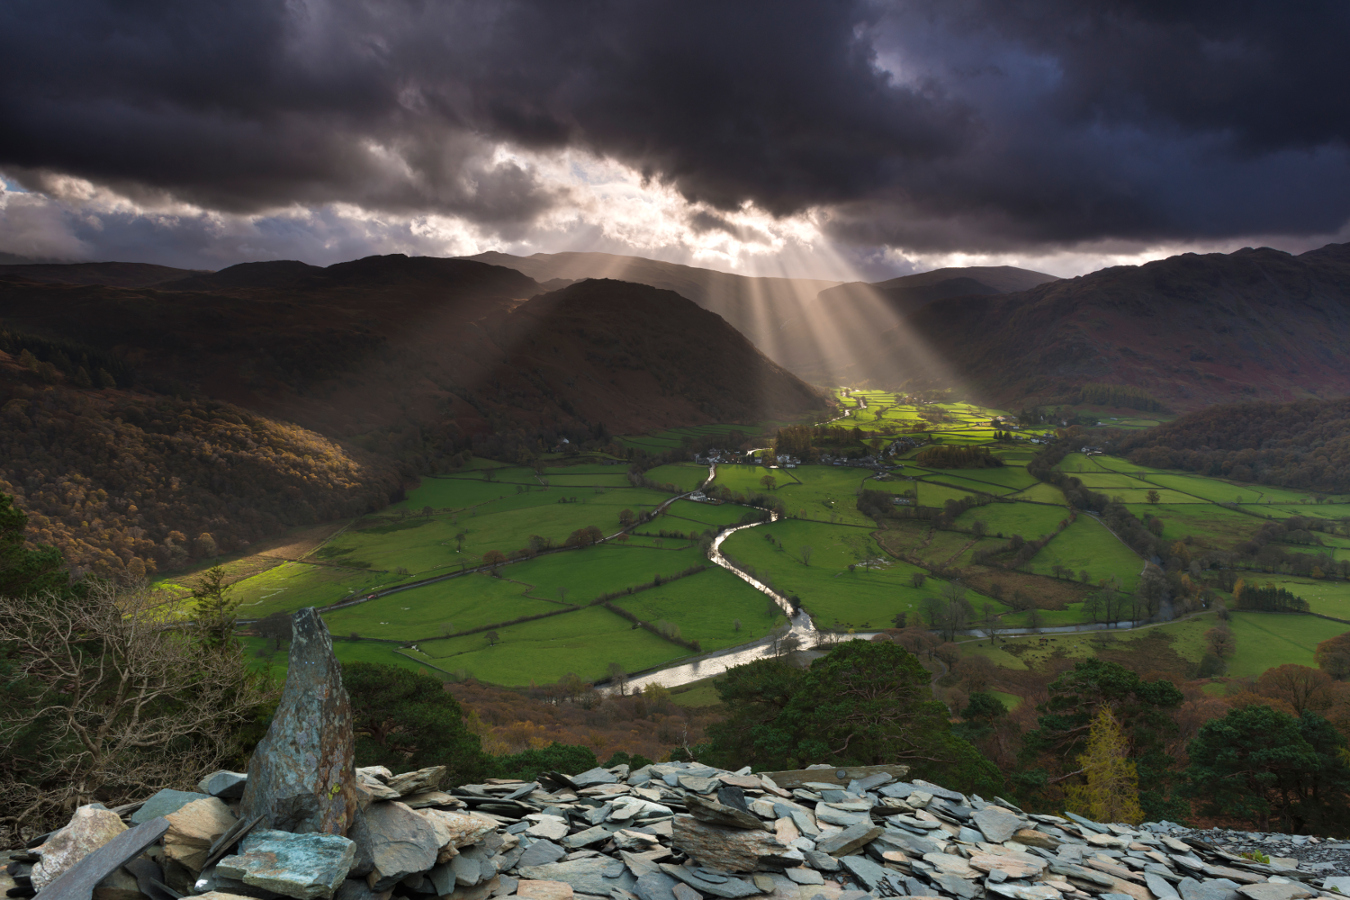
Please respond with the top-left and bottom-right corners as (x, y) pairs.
(1205, 623), (1235, 659)
(1257, 665), (1335, 716)
(1316, 632), (1350, 680)
(482, 549), (506, 571)
(1066, 708), (1144, 825)
(760, 474), (777, 491)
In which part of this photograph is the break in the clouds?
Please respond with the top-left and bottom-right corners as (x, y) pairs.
(1, 0), (1347, 274)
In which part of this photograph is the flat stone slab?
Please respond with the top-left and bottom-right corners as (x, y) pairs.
(33, 817), (168, 900)
(198, 772), (249, 801)
(972, 807), (1020, 844)
(130, 790), (211, 826)
(34, 807), (129, 891)
(672, 817), (792, 873)
(814, 822), (881, 857)
(1237, 886), (1315, 900)
(216, 829), (355, 900)
(516, 859), (638, 897)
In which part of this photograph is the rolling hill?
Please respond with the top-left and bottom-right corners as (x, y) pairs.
(892, 243), (1350, 409)
(0, 256), (827, 576)
(464, 250), (841, 369)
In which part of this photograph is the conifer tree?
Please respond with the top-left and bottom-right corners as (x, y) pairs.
(1067, 708), (1144, 825)
(191, 564), (239, 650)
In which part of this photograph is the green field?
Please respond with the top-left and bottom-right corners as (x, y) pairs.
(1225, 612), (1350, 678)
(644, 463), (711, 492)
(1010, 483), (1068, 505)
(956, 502), (1069, 541)
(721, 518), (1006, 629)
(1025, 515), (1142, 589)
(235, 563), (403, 618)
(1123, 503), (1263, 545)
(614, 568), (785, 652)
(322, 574), (560, 641)
(405, 606), (688, 685)
(663, 499), (762, 529)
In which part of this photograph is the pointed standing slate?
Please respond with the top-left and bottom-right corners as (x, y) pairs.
(33, 817), (169, 900)
(239, 608), (359, 836)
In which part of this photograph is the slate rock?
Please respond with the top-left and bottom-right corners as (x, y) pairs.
(200, 772), (250, 801)
(839, 856), (889, 892)
(813, 822), (882, 857)
(685, 795), (767, 832)
(814, 806), (867, 828)
(715, 786), (749, 813)
(671, 884), (703, 900)
(527, 817), (572, 843)
(1179, 878), (1241, 900)
(972, 807), (1021, 844)
(335, 879), (392, 900)
(416, 810), (497, 863)
(564, 826), (614, 850)
(516, 859), (637, 897)
(1237, 886), (1314, 900)
(1011, 829), (1059, 850)
(216, 829), (356, 900)
(634, 872), (681, 900)
(1324, 878), (1350, 894)
(238, 609), (360, 836)
(661, 865), (760, 900)
(34, 806), (129, 890)
(385, 768), (447, 798)
(802, 850), (840, 872)
(986, 884), (1063, 900)
(1146, 873), (1180, 900)
(786, 868), (824, 886)
(572, 768), (620, 788)
(163, 798), (239, 891)
(131, 790), (212, 826)
(517, 880), (576, 900)
(349, 801), (439, 889)
(518, 840), (568, 868)
(934, 872), (982, 899)
(671, 816), (792, 873)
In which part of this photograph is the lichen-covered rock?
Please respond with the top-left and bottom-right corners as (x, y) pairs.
(33, 806), (128, 890)
(239, 608), (360, 835)
(348, 801), (439, 889)
(671, 815), (793, 873)
(216, 828), (356, 900)
(131, 789), (212, 825)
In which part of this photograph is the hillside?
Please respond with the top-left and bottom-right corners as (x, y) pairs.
(887, 243), (1350, 408)
(0, 256), (826, 574)
(464, 250), (841, 369)
(776, 265), (1059, 383)
(1115, 397), (1350, 493)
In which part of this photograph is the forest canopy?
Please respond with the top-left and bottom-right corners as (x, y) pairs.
(1116, 398), (1350, 493)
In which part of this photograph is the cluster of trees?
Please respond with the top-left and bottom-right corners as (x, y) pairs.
(915, 445), (1004, 469)
(1078, 383), (1166, 412)
(0, 329), (133, 389)
(0, 376), (400, 577)
(1232, 579), (1310, 613)
(699, 641), (1003, 796)
(1115, 398), (1350, 493)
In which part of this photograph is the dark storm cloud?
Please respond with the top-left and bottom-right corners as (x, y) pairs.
(1, 0), (1347, 252)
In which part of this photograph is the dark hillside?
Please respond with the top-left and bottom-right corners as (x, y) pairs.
(0, 261), (202, 287)
(0, 256), (826, 573)
(1114, 398), (1350, 493)
(465, 250), (840, 369)
(862, 243), (1350, 407)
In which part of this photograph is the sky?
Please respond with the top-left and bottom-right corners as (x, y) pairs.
(1, 0), (1347, 281)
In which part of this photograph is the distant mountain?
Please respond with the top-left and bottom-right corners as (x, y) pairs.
(775, 266), (1059, 384)
(888, 243), (1350, 409)
(0, 254), (826, 576)
(464, 250), (841, 368)
(0, 261), (203, 288)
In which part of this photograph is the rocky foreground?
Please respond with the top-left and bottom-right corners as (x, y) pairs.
(8, 609), (1350, 900)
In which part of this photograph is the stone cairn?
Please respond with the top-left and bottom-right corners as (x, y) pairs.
(7, 609), (1349, 900)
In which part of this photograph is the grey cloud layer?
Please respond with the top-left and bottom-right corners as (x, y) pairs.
(1, 0), (1347, 254)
